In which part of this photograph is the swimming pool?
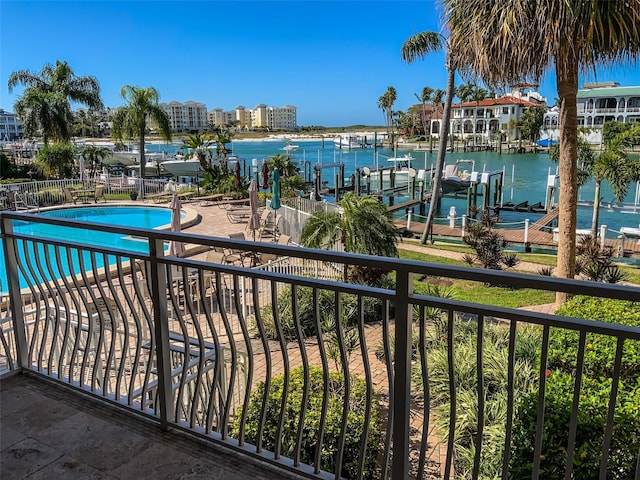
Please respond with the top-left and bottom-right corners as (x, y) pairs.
(1, 205), (176, 293)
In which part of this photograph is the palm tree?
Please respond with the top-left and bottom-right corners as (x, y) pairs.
(415, 86), (434, 137)
(301, 193), (399, 282)
(80, 144), (112, 176)
(111, 86), (172, 194)
(587, 126), (640, 238)
(211, 127), (234, 172)
(8, 60), (103, 144)
(401, 31), (456, 244)
(181, 132), (215, 172)
(439, 0), (640, 298)
(377, 86), (397, 147)
(456, 82), (474, 141)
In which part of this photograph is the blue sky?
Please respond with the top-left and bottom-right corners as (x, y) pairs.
(2, 1), (640, 127)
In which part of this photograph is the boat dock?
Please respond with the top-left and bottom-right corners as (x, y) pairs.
(395, 219), (640, 258)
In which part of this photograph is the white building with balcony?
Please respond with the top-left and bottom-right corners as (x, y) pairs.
(542, 82), (640, 144)
(0, 109), (23, 141)
(429, 86), (546, 145)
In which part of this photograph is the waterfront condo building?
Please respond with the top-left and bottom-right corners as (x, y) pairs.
(209, 103), (297, 131)
(160, 101), (208, 132)
(542, 82), (640, 144)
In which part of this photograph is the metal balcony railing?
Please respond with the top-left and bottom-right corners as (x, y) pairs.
(1, 210), (639, 480)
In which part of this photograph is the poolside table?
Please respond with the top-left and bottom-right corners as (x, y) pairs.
(74, 188), (96, 204)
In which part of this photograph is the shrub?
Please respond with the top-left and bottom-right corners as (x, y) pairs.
(418, 319), (540, 479)
(510, 296), (640, 479)
(259, 284), (392, 342)
(232, 366), (382, 479)
(510, 373), (640, 479)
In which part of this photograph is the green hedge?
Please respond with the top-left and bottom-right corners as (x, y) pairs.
(510, 297), (640, 479)
(232, 366), (382, 479)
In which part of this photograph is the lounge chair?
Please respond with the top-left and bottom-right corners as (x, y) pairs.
(226, 208), (251, 223)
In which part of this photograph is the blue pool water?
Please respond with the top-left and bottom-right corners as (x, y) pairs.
(1, 206), (173, 293)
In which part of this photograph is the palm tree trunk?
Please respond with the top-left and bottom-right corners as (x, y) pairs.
(139, 122), (146, 198)
(555, 59), (579, 304)
(591, 179), (602, 239)
(420, 65), (455, 244)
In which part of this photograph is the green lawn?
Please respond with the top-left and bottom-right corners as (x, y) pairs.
(398, 244), (637, 309)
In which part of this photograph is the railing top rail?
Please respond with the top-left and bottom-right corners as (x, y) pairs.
(2, 210), (639, 302)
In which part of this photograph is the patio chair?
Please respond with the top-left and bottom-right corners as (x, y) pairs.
(223, 232), (250, 266)
(94, 184), (106, 203)
(259, 214), (282, 241)
(257, 233), (291, 265)
(63, 187), (78, 205)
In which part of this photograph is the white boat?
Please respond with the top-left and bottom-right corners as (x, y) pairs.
(104, 149), (167, 167)
(160, 155), (204, 177)
(127, 161), (167, 178)
(386, 153), (414, 169)
(283, 141), (299, 151)
(334, 135), (364, 149)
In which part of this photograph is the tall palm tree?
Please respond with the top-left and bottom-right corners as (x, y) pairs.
(402, 31), (456, 244)
(8, 60), (103, 144)
(301, 193), (399, 282)
(111, 85), (172, 194)
(456, 82), (474, 141)
(377, 86), (397, 147)
(415, 86), (434, 137)
(439, 0), (640, 297)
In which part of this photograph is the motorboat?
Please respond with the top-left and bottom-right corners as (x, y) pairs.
(386, 153), (414, 170)
(127, 160), (168, 178)
(440, 159), (475, 195)
(334, 134), (363, 149)
(160, 154), (204, 177)
(104, 148), (167, 167)
(283, 141), (299, 151)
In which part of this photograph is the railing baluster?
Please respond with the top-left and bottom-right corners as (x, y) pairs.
(599, 337), (625, 479)
(532, 325), (550, 480)
(472, 314), (485, 479)
(502, 320), (517, 479)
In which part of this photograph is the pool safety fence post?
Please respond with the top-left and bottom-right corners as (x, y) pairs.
(524, 219), (530, 252)
(148, 238), (174, 429)
(600, 225), (607, 249)
(406, 210), (412, 230)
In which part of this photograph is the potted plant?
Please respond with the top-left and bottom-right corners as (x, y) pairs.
(129, 190), (138, 201)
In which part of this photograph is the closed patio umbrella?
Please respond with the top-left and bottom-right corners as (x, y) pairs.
(78, 156), (87, 183)
(261, 161), (269, 190)
(270, 167), (281, 211)
(234, 160), (241, 189)
(168, 194), (185, 257)
(247, 179), (260, 240)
